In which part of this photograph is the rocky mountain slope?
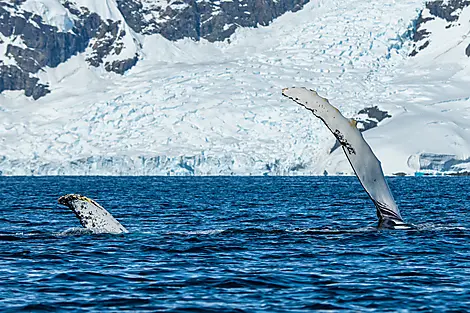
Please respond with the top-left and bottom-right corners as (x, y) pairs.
(0, 0), (307, 99)
(0, 0), (469, 176)
(410, 0), (470, 58)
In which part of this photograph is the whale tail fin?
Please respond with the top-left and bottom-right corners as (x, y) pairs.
(58, 194), (128, 234)
(282, 87), (408, 230)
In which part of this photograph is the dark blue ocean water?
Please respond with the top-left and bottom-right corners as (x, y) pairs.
(1, 176), (469, 312)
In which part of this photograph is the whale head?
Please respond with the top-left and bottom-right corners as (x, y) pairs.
(58, 194), (128, 234)
(58, 194), (96, 207)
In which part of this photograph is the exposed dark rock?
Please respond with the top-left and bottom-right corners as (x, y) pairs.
(466, 44), (470, 56)
(0, 0), (310, 99)
(357, 106), (391, 125)
(86, 20), (126, 68)
(393, 172), (407, 176)
(0, 65), (50, 99)
(116, 0), (144, 32)
(116, 0), (309, 42)
(409, 0), (470, 56)
(158, 1), (200, 41)
(411, 19), (432, 42)
(105, 55), (139, 74)
(418, 40), (430, 51)
(0, 1), (141, 99)
(426, 0), (470, 22)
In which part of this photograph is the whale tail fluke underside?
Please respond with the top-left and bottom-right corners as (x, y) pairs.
(58, 194), (128, 234)
(282, 87), (408, 230)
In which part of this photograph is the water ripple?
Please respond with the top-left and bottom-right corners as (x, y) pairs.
(0, 176), (469, 311)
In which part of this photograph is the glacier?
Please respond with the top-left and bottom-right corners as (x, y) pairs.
(1, 0), (470, 176)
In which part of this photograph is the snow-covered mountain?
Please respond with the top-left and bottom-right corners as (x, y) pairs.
(0, 0), (307, 98)
(0, 0), (470, 176)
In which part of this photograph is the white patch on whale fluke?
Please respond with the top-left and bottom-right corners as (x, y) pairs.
(282, 87), (408, 229)
(58, 194), (128, 234)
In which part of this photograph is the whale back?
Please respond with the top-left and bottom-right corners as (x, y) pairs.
(282, 87), (405, 227)
(58, 194), (128, 234)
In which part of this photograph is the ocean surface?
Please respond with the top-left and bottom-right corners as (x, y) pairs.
(1, 176), (469, 312)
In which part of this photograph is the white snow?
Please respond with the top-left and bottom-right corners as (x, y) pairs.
(74, 0), (124, 21)
(0, 34), (24, 67)
(1, 0), (470, 176)
(22, 0), (75, 32)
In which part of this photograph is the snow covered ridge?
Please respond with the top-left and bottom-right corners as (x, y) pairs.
(0, 0), (140, 99)
(409, 0), (470, 58)
(0, 0), (308, 99)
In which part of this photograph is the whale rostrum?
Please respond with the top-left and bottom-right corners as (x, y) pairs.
(58, 194), (128, 234)
(282, 87), (412, 230)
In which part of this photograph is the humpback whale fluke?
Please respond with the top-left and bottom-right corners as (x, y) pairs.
(282, 87), (412, 230)
(58, 194), (128, 234)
